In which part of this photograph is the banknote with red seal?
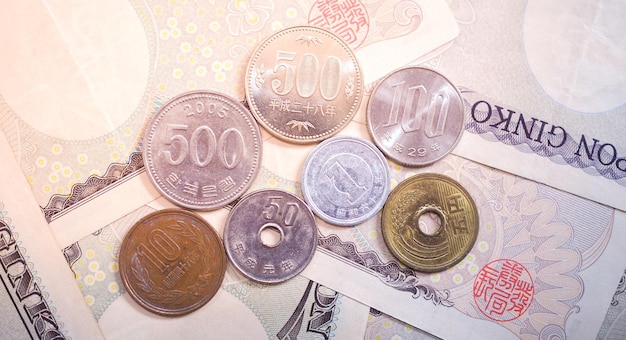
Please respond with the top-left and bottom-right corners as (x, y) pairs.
(473, 259), (535, 322)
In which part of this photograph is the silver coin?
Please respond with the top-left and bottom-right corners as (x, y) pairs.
(245, 25), (363, 144)
(366, 66), (465, 166)
(301, 136), (390, 226)
(143, 90), (262, 210)
(223, 189), (317, 283)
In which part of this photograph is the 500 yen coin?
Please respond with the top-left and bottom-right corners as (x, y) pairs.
(381, 173), (478, 272)
(246, 26), (363, 143)
(119, 209), (227, 316)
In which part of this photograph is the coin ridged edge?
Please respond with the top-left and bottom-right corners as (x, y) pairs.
(143, 90), (262, 210)
(365, 66), (465, 167)
(245, 25), (363, 144)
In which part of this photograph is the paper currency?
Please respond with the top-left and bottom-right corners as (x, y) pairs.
(283, 130), (626, 339)
(0, 0), (458, 208)
(0, 131), (103, 340)
(251, 117), (626, 338)
(597, 269), (626, 340)
(63, 203), (369, 339)
(457, 88), (626, 211)
(48, 115), (626, 339)
(433, 5), (626, 336)
(0, 4), (459, 335)
(2, 0), (625, 339)
(365, 309), (439, 340)
(436, 1), (626, 210)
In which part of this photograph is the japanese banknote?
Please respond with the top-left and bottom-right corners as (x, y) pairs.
(0, 0), (625, 339)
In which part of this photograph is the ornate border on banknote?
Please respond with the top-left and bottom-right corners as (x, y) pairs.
(0, 209), (67, 339)
(596, 269), (626, 339)
(259, 152), (620, 337)
(317, 233), (454, 306)
(42, 152), (144, 222)
(611, 270), (626, 306)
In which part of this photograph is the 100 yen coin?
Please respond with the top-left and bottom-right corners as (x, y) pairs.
(119, 209), (227, 316)
(367, 67), (464, 166)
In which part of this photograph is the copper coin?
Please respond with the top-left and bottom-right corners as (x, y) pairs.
(367, 67), (464, 166)
(119, 209), (227, 316)
(245, 25), (363, 144)
(143, 90), (262, 210)
(381, 173), (479, 272)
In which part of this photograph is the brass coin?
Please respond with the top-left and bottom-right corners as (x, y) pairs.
(245, 25), (363, 144)
(119, 209), (227, 316)
(381, 173), (479, 272)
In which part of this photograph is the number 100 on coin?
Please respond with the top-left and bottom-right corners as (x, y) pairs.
(367, 67), (465, 167)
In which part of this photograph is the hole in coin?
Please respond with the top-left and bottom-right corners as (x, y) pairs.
(417, 207), (444, 236)
(259, 223), (284, 248)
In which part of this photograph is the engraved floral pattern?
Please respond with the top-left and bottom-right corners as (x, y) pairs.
(130, 254), (196, 305)
(226, 0), (274, 36)
(68, 226), (125, 320)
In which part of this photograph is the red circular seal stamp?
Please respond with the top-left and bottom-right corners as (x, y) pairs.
(308, 0), (370, 49)
(473, 259), (534, 322)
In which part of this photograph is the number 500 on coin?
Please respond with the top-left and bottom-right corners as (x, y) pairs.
(143, 90), (262, 210)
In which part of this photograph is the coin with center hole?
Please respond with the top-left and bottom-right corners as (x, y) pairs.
(381, 173), (479, 272)
(301, 136), (390, 226)
(143, 90), (262, 210)
(119, 209), (227, 316)
(367, 66), (464, 166)
(245, 25), (363, 143)
(223, 189), (317, 283)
